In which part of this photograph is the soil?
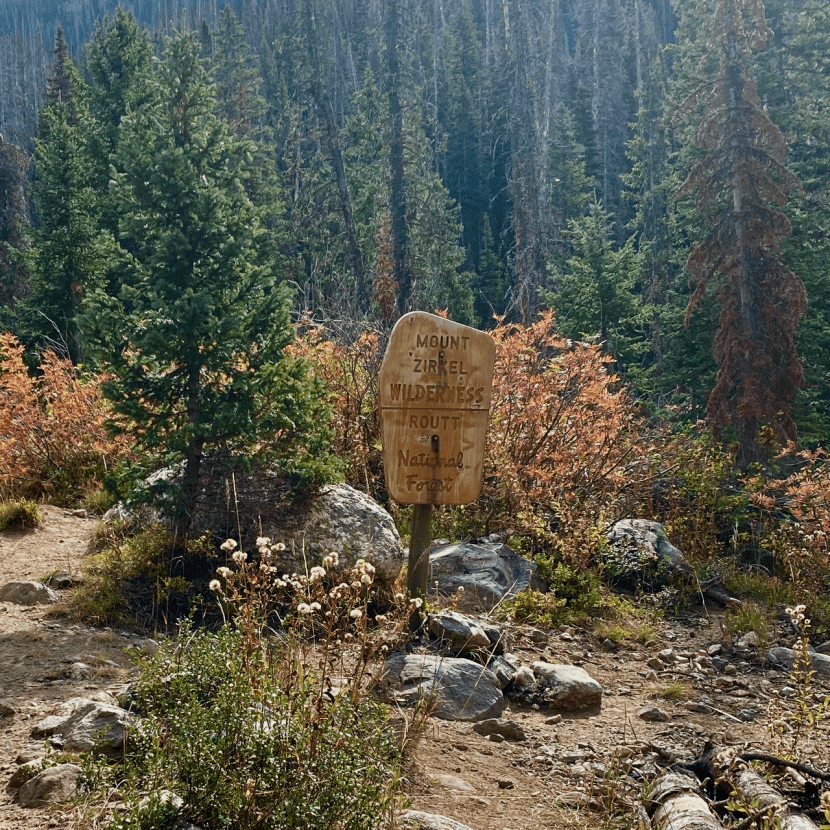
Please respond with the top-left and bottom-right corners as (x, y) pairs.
(1, 506), (827, 830)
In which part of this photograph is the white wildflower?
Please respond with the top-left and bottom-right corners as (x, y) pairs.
(310, 601), (322, 611)
(220, 539), (237, 552)
(310, 566), (326, 582)
(375, 614), (388, 624)
(256, 536), (271, 548)
(350, 608), (363, 619)
(209, 579), (222, 592)
(217, 567), (232, 578)
(323, 551), (339, 567)
(297, 603), (313, 614)
(232, 550), (247, 564)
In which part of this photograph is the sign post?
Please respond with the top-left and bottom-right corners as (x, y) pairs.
(379, 312), (495, 620)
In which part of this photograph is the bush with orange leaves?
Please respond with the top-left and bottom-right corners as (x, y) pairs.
(0, 333), (130, 505)
(289, 322), (383, 498)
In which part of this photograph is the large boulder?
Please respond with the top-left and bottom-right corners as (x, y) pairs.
(17, 764), (82, 807)
(399, 811), (478, 830)
(261, 483), (404, 586)
(106, 466), (405, 588)
(604, 519), (691, 590)
(427, 539), (546, 611)
(767, 647), (830, 676)
(0, 581), (58, 605)
(381, 653), (507, 721)
(428, 611), (491, 655)
(32, 698), (135, 756)
(531, 662), (603, 710)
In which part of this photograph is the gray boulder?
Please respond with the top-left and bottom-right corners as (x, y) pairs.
(261, 483), (404, 586)
(0, 581), (58, 605)
(381, 653), (507, 721)
(604, 520), (691, 590)
(472, 717), (526, 741)
(532, 662), (603, 710)
(399, 811), (477, 830)
(17, 764), (82, 807)
(428, 611), (491, 654)
(767, 647), (830, 676)
(32, 698), (135, 755)
(427, 540), (546, 611)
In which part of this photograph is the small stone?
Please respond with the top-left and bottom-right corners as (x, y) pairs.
(527, 628), (549, 646)
(489, 733), (505, 743)
(472, 718), (527, 741)
(0, 698), (17, 717)
(601, 639), (617, 651)
(736, 631), (759, 649)
(685, 701), (712, 714)
(636, 705), (671, 722)
(707, 644), (723, 656)
(658, 649), (677, 663)
(498, 779), (515, 789)
(512, 666), (536, 688)
(724, 664), (738, 676)
(646, 656), (664, 671)
(737, 708), (758, 722)
(545, 714), (563, 725)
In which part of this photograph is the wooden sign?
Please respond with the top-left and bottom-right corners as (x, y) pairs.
(379, 312), (496, 505)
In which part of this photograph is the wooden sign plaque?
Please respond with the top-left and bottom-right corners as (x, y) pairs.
(379, 312), (496, 505)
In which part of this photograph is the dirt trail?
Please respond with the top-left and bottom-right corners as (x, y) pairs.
(0, 505), (816, 830)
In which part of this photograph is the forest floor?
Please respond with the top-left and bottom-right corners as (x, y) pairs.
(1, 506), (826, 830)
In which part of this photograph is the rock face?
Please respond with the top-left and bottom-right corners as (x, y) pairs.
(530, 662), (603, 710)
(32, 698), (135, 755)
(604, 520), (691, 590)
(427, 539), (546, 611)
(381, 653), (507, 721)
(262, 483), (404, 586)
(0, 581), (58, 605)
(17, 764), (82, 807)
(767, 647), (830, 676)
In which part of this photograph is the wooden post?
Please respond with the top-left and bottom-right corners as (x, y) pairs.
(407, 503), (432, 630)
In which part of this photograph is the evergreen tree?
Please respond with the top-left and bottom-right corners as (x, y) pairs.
(0, 137), (31, 327)
(23, 28), (108, 364)
(675, 0), (807, 467)
(81, 29), (331, 540)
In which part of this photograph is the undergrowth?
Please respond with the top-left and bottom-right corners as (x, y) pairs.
(0, 498), (41, 530)
(79, 541), (424, 830)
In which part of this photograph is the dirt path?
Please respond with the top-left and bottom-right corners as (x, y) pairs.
(1, 506), (823, 830)
(0, 506), (135, 830)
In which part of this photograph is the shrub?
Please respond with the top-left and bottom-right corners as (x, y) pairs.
(0, 333), (130, 505)
(82, 542), (420, 830)
(0, 498), (41, 530)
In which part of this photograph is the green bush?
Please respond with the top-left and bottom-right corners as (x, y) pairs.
(509, 561), (603, 628)
(0, 499), (41, 530)
(110, 624), (401, 830)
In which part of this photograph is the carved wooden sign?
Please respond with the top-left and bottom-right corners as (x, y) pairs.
(379, 312), (496, 505)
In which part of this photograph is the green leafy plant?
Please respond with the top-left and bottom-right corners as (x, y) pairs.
(0, 498), (41, 530)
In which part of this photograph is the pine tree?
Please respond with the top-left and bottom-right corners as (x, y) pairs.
(675, 0), (807, 467)
(81, 29), (331, 540)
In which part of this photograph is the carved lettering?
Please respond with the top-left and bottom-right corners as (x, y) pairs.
(405, 475), (455, 492)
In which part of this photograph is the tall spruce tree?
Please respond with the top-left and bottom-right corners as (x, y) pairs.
(81, 29), (331, 540)
(675, 0), (807, 467)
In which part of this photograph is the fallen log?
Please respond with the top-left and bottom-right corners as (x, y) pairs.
(648, 771), (725, 830)
(732, 767), (820, 830)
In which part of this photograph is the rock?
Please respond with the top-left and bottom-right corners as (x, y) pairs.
(531, 662), (603, 710)
(381, 653), (507, 721)
(815, 640), (830, 655)
(637, 705), (671, 722)
(707, 644), (723, 656)
(45, 571), (78, 589)
(512, 666), (536, 688)
(658, 648), (677, 663)
(480, 622), (510, 653)
(646, 656), (664, 671)
(426, 540), (546, 611)
(264, 483), (403, 586)
(8, 760), (43, 790)
(738, 708), (758, 722)
(736, 631), (759, 649)
(0, 698), (16, 717)
(131, 638), (160, 655)
(399, 810), (478, 830)
(17, 764), (82, 807)
(545, 714), (563, 725)
(32, 699), (135, 755)
(0, 581), (58, 605)
(429, 774), (476, 792)
(472, 718), (527, 741)
(724, 664), (738, 676)
(428, 611), (491, 654)
(498, 779), (515, 789)
(767, 647), (830, 676)
(604, 519), (691, 590)
(685, 701), (713, 714)
(487, 656), (516, 689)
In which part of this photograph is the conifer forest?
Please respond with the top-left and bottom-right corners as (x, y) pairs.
(1, 0), (829, 466)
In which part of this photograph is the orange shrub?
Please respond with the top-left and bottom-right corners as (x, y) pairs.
(0, 333), (129, 504)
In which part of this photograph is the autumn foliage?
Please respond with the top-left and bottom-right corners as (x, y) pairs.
(0, 333), (129, 504)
